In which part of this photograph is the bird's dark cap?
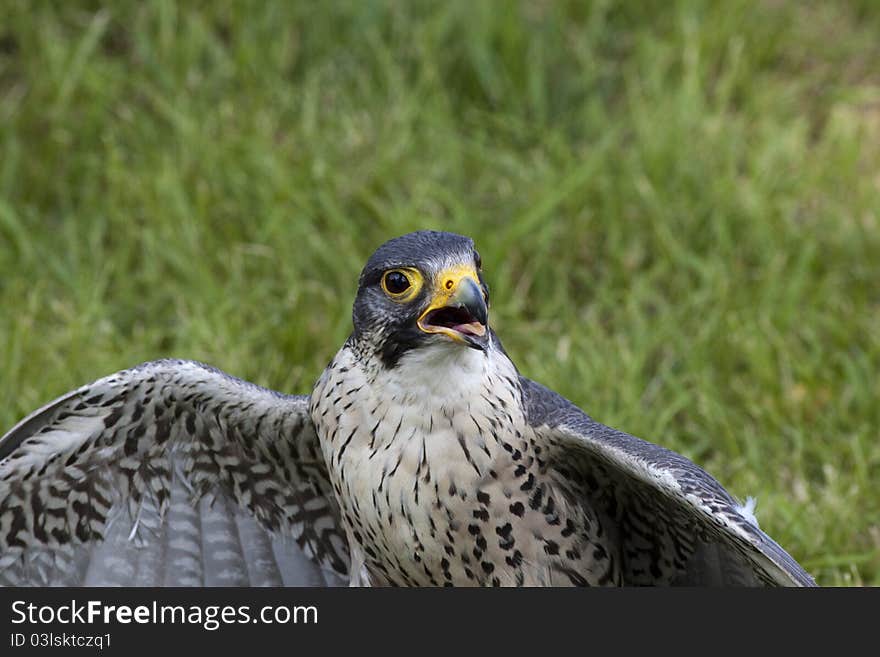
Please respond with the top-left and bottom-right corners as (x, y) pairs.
(359, 231), (476, 287)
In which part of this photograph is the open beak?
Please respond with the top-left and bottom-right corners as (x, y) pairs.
(417, 267), (489, 351)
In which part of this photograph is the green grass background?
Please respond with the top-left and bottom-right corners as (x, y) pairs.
(1, 1), (878, 585)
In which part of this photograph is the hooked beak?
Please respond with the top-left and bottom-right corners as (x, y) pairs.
(417, 267), (489, 351)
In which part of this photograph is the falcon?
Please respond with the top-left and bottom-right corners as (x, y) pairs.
(0, 231), (815, 586)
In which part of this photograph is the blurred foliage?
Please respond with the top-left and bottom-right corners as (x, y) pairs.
(0, 0), (878, 585)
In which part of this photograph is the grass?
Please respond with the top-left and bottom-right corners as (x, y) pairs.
(0, 0), (878, 586)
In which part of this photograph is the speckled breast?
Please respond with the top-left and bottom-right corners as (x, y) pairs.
(311, 344), (618, 586)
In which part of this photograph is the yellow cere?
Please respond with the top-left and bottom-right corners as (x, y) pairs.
(426, 264), (481, 308)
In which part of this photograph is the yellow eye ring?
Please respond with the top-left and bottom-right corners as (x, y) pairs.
(381, 268), (422, 301)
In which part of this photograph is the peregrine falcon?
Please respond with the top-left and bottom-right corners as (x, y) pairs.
(0, 231), (815, 586)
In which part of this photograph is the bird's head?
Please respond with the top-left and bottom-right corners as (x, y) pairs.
(351, 231), (490, 368)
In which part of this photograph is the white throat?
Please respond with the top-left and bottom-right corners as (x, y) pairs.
(377, 341), (496, 410)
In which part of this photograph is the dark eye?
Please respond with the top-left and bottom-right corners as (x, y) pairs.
(382, 270), (411, 295)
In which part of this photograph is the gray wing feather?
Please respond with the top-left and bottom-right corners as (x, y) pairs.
(521, 377), (815, 587)
(0, 390), (81, 461)
(0, 359), (349, 586)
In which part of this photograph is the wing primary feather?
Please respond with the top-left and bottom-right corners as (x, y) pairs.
(0, 359), (350, 587)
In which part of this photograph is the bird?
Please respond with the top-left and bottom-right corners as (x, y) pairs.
(0, 230), (815, 587)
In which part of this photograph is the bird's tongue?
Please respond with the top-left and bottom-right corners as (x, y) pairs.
(454, 322), (486, 337)
(423, 306), (486, 336)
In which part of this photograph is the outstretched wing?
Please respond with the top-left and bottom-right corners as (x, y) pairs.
(520, 377), (815, 586)
(0, 359), (350, 586)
